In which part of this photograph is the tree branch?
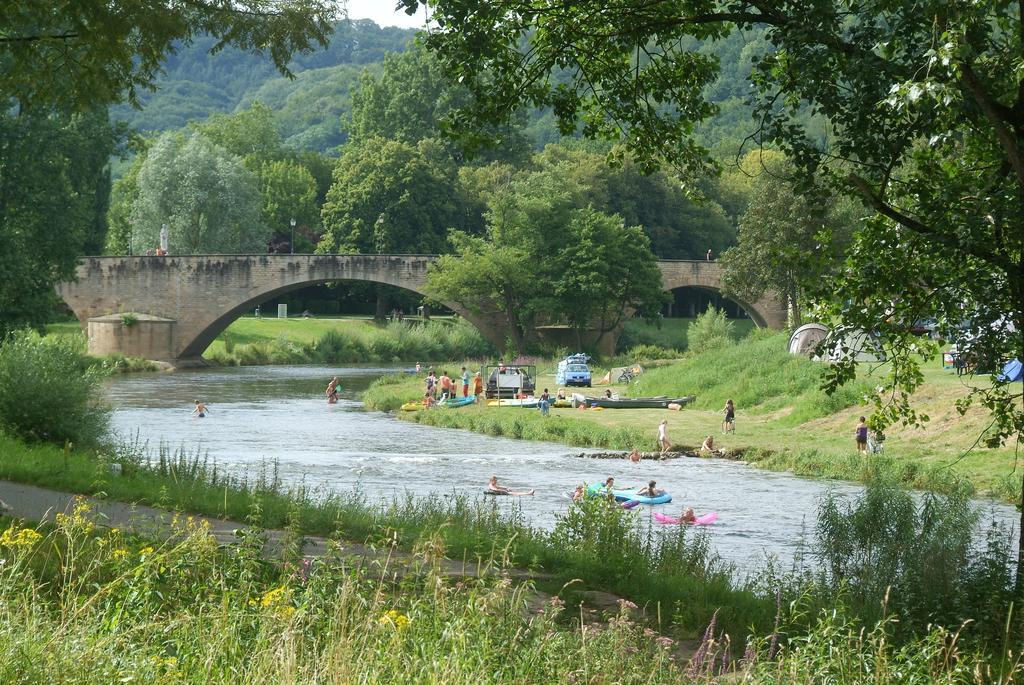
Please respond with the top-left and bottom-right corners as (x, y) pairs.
(959, 60), (1024, 188)
(848, 173), (1016, 273)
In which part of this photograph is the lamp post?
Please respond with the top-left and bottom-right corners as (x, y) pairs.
(290, 218), (296, 254)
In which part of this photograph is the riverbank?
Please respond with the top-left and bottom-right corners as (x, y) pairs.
(364, 334), (1021, 504)
(1, 487), (1012, 682)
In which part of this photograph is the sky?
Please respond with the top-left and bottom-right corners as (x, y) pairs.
(346, 0), (428, 28)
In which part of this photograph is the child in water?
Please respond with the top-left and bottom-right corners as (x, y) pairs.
(680, 507), (696, 524)
(191, 400), (209, 418)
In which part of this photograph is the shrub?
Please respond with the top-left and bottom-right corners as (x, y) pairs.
(686, 306), (735, 354)
(0, 331), (111, 446)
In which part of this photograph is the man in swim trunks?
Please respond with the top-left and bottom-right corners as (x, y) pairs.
(191, 400), (209, 417)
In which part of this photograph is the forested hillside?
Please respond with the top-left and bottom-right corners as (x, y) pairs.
(110, 20), (416, 151)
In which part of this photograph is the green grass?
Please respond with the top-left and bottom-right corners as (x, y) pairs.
(620, 316), (757, 352)
(1, 509), (1014, 682)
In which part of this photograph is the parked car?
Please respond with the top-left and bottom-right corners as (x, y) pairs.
(556, 354), (592, 387)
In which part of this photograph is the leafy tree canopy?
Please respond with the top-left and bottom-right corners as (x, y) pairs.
(0, 0), (337, 110)
(428, 162), (665, 351)
(130, 131), (268, 254)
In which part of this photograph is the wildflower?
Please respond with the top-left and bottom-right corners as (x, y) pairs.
(112, 548), (129, 560)
(260, 586), (287, 608)
(139, 546), (155, 557)
(618, 598), (638, 610)
(0, 527), (42, 549)
(656, 636), (675, 649)
(379, 609), (410, 631)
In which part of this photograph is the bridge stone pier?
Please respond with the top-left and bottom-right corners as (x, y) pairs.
(57, 254), (786, 363)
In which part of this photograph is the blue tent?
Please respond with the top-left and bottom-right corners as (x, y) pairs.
(998, 359), (1023, 382)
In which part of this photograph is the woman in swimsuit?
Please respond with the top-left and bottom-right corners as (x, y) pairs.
(636, 480), (664, 497)
(722, 399), (735, 433)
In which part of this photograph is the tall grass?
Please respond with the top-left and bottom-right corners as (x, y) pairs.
(630, 331), (872, 422)
(0, 497), (1017, 682)
(206, 319), (495, 365)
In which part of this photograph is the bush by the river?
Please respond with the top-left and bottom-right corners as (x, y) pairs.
(207, 319), (495, 365)
(0, 331), (110, 446)
(685, 306), (735, 354)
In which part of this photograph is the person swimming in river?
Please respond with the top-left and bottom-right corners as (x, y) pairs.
(627, 449), (642, 463)
(636, 480), (664, 497)
(571, 484), (586, 503)
(325, 376), (339, 404)
(486, 475), (535, 496)
(680, 507), (697, 523)
(191, 400), (209, 418)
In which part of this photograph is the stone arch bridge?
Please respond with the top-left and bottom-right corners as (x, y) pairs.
(57, 255), (785, 364)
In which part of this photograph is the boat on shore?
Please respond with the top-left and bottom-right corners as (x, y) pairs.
(586, 396), (695, 409)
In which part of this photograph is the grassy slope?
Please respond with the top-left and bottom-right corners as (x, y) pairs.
(368, 333), (1020, 501)
(622, 317), (757, 351)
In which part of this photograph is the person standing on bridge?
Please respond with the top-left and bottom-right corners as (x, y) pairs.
(706, 249), (713, 261)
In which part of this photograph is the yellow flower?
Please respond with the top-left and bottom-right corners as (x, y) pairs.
(139, 546), (155, 557)
(0, 526), (42, 549)
(379, 609), (410, 631)
(112, 548), (129, 560)
(260, 586), (287, 608)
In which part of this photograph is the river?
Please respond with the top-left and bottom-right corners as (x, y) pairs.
(106, 365), (1019, 570)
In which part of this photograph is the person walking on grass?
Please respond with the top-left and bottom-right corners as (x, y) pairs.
(722, 399), (735, 433)
(461, 366), (470, 397)
(658, 420), (672, 455)
(855, 416), (869, 455)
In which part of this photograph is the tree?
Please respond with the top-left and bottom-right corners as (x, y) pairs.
(256, 159), (319, 252)
(549, 208), (668, 349)
(319, 138), (464, 318)
(0, 0), (336, 110)
(428, 171), (665, 352)
(0, 108), (117, 332)
(131, 132), (268, 254)
(194, 102), (283, 162)
(720, 154), (860, 327)
(402, 0), (1024, 580)
(348, 43), (531, 164)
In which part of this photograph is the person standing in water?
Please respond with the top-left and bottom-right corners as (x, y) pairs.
(191, 400), (209, 418)
(325, 376), (339, 404)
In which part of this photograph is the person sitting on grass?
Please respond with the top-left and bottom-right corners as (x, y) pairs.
(422, 392), (435, 409)
(636, 480), (665, 497)
(701, 435), (715, 452)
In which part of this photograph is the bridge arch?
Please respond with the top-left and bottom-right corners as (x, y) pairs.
(655, 261), (786, 329)
(57, 255), (507, 363)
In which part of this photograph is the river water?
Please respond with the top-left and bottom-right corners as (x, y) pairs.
(106, 365), (1019, 570)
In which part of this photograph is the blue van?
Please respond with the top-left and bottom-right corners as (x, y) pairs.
(556, 353), (592, 387)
